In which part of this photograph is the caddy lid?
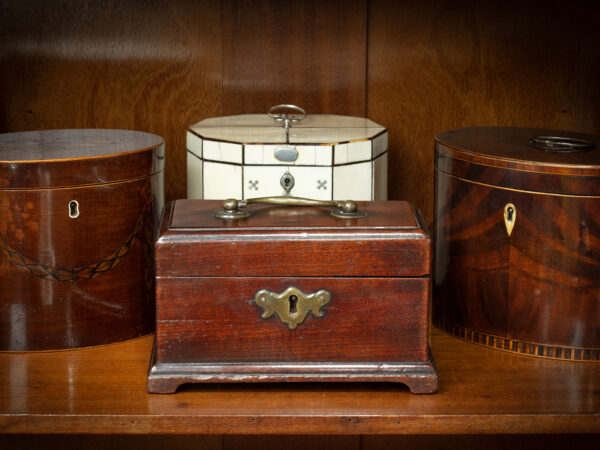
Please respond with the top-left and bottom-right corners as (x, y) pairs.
(435, 127), (600, 177)
(156, 199), (431, 278)
(0, 129), (165, 189)
(188, 105), (386, 145)
(435, 127), (600, 196)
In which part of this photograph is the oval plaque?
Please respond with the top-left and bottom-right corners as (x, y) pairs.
(274, 147), (298, 162)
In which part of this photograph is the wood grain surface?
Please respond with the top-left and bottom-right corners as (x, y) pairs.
(434, 127), (600, 174)
(1, 1), (598, 217)
(367, 0), (600, 224)
(0, 129), (164, 188)
(221, 0), (367, 116)
(0, 130), (164, 350)
(0, 0), (599, 442)
(0, 178), (156, 350)
(0, 0), (222, 202)
(155, 277), (429, 363)
(433, 128), (600, 360)
(150, 199), (435, 393)
(156, 200), (430, 278)
(434, 171), (600, 356)
(0, 328), (599, 434)
(435, 151), (600, 196)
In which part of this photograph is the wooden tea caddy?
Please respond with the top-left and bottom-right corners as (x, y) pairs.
(433, 127), (600, 361)
(148, 197), (438, 394)
(0, 129), (164, 351)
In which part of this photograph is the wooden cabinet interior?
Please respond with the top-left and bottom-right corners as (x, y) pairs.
(0, 0), (598, 444)
(1, 0), (598, 225)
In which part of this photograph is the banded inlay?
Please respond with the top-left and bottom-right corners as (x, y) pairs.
(434, 318), (600, 362)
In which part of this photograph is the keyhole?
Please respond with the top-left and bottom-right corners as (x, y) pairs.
(280, 172), (295, 194)
(504, 203), (516, 237)
(506, 206), (514, 222)
(288, 295), (298, 314)
(68, 200), (80, 219)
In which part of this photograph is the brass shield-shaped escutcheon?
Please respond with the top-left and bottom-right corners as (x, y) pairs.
(253, 287), (331, 329)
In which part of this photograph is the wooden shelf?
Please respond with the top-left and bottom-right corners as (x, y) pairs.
(0, 328), (598, 435)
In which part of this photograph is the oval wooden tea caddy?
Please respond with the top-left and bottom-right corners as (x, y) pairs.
(433, 127), (600, 361)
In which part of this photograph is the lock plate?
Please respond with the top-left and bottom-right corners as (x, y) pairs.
(253, 287), (331, 329)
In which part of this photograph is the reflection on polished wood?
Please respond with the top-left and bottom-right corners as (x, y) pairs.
(433, 127), (600, 360)
(0, 328), (598, 434)
(0, 130), (165, 351)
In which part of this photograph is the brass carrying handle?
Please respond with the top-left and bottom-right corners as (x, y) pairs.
(214, 196), (365, 220)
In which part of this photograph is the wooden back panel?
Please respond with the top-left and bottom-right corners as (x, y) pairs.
(1, 0), (599, 225)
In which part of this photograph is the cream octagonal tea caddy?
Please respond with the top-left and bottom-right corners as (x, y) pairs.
(187, 105), (388, 201)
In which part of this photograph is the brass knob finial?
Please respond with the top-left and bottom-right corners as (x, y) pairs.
(340, 200), (357, 214)
(222, 198), (238, 212)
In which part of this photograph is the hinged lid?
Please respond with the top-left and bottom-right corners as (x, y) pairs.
(156, 200), (430, 278)
(435, 127), (600, 196)
(436, 127), (599, 175)
(189, 113), (386, 145)
(0, 129), (165, 189)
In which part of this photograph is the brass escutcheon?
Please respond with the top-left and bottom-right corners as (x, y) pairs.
(253, 287), (331, 329)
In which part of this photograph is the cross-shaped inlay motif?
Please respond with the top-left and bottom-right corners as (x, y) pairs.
(248, 180), (259, 190)
(317, 180), (327, 190)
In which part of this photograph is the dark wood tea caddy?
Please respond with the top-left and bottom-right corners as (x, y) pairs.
(148, 198), (438, 394)
(0, 129), (164, 350)
(433, 127), (600, 361)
